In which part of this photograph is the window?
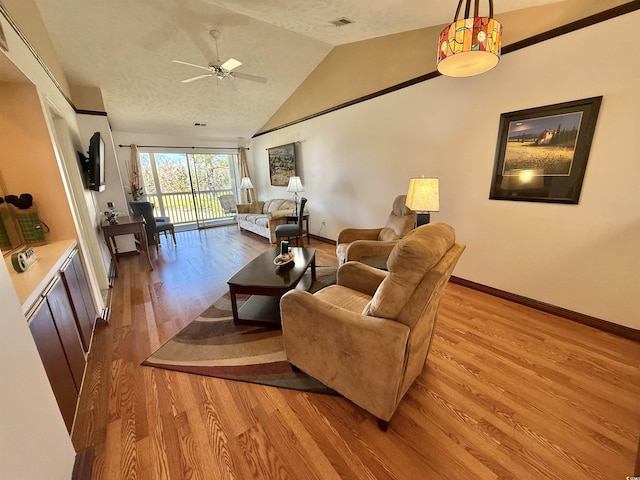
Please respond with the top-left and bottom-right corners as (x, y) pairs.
(139, 151), (238, 227)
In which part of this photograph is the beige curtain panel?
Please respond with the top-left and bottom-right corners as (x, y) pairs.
(238, 147), (256, 203)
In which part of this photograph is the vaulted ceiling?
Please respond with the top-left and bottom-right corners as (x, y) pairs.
(24, 0), (566, 140)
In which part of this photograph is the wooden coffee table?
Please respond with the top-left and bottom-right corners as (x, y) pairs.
(227, 247), (316, 326)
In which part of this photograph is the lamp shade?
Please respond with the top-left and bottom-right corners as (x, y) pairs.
(239, 177), (254, 189)
(406, 178), (440, 212)
(286, 176), (304, 193)
(437, 0), (502, 77)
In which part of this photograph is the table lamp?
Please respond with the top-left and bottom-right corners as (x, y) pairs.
(405, 177), (439, 227)
(239, 177), (254, 203)
(287, 176), (304, 215)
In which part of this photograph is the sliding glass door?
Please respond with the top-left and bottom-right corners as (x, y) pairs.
(138, 151), (238, 228)
(188, 153), (236, 228)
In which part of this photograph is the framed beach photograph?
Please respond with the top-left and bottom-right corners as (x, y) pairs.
(268, 143), (296, 186)
(489, 96), (602, 203)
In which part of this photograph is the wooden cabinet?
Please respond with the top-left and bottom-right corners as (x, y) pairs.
(26, 248), (96, 433)
(28, 277), (86, 433)
(45, 277), (86, 388)
(60, 249), (97, 351)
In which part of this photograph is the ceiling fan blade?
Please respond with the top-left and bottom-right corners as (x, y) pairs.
(171, 59), (211, 72)
(231, 72), (267, 84)
(220, 77), (237, 91)
(221, 58), (242, 71)
(181, 74), (213, 83)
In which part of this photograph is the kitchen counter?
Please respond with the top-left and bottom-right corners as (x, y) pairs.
(4, 239), (77, 313)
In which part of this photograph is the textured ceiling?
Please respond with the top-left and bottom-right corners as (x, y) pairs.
(208, 0), (563, 45)
(26, 0), (563, 141)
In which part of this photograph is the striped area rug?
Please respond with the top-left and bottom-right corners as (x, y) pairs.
(142, 267), (337, 394)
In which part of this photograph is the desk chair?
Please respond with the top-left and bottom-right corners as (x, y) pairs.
(129, 201), (176, 249)
(274, 197), (307, 246)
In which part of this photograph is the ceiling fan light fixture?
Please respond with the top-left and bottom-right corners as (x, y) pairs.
(437, 0), (502, 78)
(221, 58), (242, 71)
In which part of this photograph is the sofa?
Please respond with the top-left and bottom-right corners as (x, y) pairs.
(236, 198), (304, 243)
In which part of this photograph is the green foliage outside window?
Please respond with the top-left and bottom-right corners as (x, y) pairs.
(138, 151), (237, 224)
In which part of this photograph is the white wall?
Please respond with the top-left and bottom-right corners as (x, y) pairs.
(0, 252), (75, 479)
(250, 12), (640, 330)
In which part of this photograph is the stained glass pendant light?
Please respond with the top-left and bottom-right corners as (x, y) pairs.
(437, 0), (502, 77)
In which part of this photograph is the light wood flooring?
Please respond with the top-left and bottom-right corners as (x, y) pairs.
(72, 226), (640, 479)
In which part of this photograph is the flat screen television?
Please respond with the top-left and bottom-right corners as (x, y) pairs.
(77, 131), (105, 192)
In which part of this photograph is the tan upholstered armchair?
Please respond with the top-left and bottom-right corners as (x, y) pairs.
(281, 223), (465, 430)
(336, 195), (414, 268)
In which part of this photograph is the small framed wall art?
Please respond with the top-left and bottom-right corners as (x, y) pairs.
(268, 143), (296, 186)
(489, 96), (602, 204)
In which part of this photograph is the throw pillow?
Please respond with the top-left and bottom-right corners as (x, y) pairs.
(249, 201), (264, 214)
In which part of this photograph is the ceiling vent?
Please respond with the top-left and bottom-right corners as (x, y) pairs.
(329, 17), (355, 27)
(193, 122), (208, 127)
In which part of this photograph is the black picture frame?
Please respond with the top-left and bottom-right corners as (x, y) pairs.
(268, 143), (296, 186)
(489, 96), (602, 204)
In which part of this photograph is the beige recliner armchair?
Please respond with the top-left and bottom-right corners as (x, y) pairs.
(336, 195), (414, 268)
(281, 222), (465, 430)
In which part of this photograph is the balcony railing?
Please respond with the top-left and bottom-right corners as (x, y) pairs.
(145, 190), (236, 226)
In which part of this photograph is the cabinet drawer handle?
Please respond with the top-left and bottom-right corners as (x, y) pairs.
(41, 276), (59, 297)
(25, 296), (47, 321)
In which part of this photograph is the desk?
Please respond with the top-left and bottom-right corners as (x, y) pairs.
(102, 215), (153, 278)
(284, 213), (310, 245)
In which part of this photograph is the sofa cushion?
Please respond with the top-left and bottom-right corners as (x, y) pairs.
(253, 215), (270, 228)
(315, 285), (372, 314)
(249, 201), (264, 214)
(264, 198), (296, 214)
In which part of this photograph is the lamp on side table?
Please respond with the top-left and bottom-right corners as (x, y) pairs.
(405, 177), (439, 227)
(239, 177), (254, 203)
(287, 176), (305, 216)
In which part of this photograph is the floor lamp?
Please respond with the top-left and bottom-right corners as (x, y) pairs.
(405, 177), (439, 227)
(239, 177), (254, 203)
(287, 176), (304, 215)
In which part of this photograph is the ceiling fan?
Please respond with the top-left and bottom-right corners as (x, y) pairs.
(172, 30), (267, 90)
